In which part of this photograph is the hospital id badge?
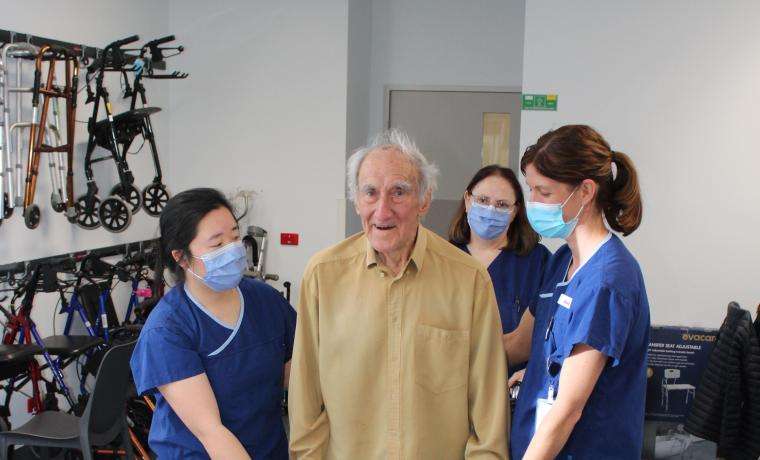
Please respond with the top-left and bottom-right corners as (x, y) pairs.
(535, 398), (554, 433)
(534, 385), (555, 434)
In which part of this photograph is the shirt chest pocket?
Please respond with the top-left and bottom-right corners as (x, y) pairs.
(414, 324), (470, 394)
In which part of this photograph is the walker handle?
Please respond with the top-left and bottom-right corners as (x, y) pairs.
(110, 35), (140, 49)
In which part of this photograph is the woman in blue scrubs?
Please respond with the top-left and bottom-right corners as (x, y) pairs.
(130, 188), (295, 459)
(449, 165), (549, 337)
(505, 125), (650, 459)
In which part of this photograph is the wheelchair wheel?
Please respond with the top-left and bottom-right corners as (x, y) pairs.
(23, 205), (41, 229)
(111, 183), (142, 214)
(142, 182), (169, 216)
(99, 196), (132, 233)
(75, 194), (101, 229)
(2, 193), (13, 219)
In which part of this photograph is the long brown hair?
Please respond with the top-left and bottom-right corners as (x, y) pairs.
(448, 165), (540, 256)
(521, 125), (642, 236)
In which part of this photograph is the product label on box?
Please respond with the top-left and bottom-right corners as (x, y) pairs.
(645, 326), (717, 422)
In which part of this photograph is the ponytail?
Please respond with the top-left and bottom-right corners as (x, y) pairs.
(604, 151), (642, 236)
(522, 125), (644, 237)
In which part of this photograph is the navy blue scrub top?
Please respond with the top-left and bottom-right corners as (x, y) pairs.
(130, 277), (296, 459)
(511, 234), (650, 460)
(454, 242), (550, 334)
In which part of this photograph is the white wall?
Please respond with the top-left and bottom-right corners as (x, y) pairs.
(521, 0), (760, 327)
(167, 0), (348, 303)
(1, 0), (172, 263)
(0, 0), (171, 426)
(366, 0), (526, 136)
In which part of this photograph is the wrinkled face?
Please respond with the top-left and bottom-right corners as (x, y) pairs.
(173, 206), (240, 277)
(355, 147), (430, 260)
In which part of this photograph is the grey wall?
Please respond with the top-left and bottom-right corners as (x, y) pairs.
(347, 0), (372, 155)
(345, 0), (527, 236)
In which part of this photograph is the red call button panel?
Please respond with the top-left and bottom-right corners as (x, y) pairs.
(281, 233), (299, 245)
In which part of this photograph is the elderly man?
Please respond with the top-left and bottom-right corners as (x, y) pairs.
(289, 130), (508, 459)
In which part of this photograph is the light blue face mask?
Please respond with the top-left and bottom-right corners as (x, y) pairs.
(467, 202), (511, 240)
(188, 241), (248, 292)
(526, 188), (584, 239)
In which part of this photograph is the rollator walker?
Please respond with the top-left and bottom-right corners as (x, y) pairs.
(117, 34), (186, 216)
(77, 36), (141, 232)
(78, 34), (186, 232)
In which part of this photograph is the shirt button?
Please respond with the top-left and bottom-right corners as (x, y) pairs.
(380, 272), (386, 278)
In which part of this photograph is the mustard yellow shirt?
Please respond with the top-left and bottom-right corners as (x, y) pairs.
(289, 226), (508, 459)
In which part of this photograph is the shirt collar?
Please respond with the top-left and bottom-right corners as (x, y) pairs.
(364, 225), (428, 273)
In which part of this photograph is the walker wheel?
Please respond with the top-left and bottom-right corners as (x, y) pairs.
(110, 183), (142, 214)
(3, 194), (13, 219)
(99, 196), (132, 233)
(51, 193), (66, 213)
(142, 182), (170, 216)
(24, 205), (41, 229)
(75, 194), (101, 229)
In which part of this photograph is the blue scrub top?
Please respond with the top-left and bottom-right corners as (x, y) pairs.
(130, 277), (296, 459)
(511, 234), (650, 460)
(454, 243), (550, 334)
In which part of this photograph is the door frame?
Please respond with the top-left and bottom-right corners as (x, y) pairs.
(383, 85), (524, 172)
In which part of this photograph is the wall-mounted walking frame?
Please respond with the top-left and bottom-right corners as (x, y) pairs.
(0, 43), (39, 226)
(22, 45), (79, 229)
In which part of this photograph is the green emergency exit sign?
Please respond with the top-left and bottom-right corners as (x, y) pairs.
(522, 94), (558, 111)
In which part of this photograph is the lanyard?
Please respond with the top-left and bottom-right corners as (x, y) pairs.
(544, 314), (555, 341)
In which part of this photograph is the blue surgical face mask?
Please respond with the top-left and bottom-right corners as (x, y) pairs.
(467, 202), (512, 240)
(187, 240), (247, 292)
(526, 188), (584, 239)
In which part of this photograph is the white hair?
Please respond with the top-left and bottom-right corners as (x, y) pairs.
(346, 129), (439, 203)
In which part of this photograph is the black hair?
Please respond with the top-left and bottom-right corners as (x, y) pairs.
(155, 188), (236, 285)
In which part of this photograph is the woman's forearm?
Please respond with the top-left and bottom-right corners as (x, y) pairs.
(524, 345), (607, 459)
(504, 310), (534, 366)
(522, 402), (582, 460)
(197, 424), (251, 460)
